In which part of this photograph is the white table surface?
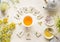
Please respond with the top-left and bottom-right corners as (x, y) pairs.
(0, 0), (60, 42)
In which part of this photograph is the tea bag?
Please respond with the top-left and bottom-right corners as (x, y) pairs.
(24, 27), (31, 40)
(17, 31), (24, 38)
(25, 32), (31, 40)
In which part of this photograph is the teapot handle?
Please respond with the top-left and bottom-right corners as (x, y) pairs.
(44, 0), (56, 4)
(44, 0), (48, 4)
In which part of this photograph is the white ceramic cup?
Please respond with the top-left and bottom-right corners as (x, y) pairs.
(22, 14), (34, 27)
(44, 28), (54, 39)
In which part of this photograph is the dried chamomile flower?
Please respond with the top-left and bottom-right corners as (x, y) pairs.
(2, 33), (11, 42)
(2, 33), (7, 38)
(2, 27), (8, 33)
(7, 33), (11, 38)
(6, 38), (10, 42)
(8, 22), (16, 30)
(3, 18), (8, 24)
(2, 39), (6, 42)
(2, 38), (10, 42)
(0, 31), (2, 39)
(0, 20), (3, 25)
(1, 2), (9, 12)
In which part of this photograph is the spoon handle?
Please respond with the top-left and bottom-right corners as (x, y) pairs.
(54, 35), (59, 40)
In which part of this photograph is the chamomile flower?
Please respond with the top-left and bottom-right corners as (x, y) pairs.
(7, 33), (11, 38)
(0, 18), (16, 42)
(2, 33), (7, 38)
(2, 27), (8, 33)
(2, 38), (10, 42)
(0, 30), (2, 39)
(8, 22), (16, 30)
(3, 18), (8, 24)
(0, 20), (3, 25)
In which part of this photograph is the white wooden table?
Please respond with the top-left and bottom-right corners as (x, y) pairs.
(0, 0), (60, 42)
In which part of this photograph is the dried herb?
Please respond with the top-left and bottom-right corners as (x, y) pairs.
(55, 17), (60, 32)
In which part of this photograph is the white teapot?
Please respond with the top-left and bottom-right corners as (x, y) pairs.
(43, 0), (58, 11)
